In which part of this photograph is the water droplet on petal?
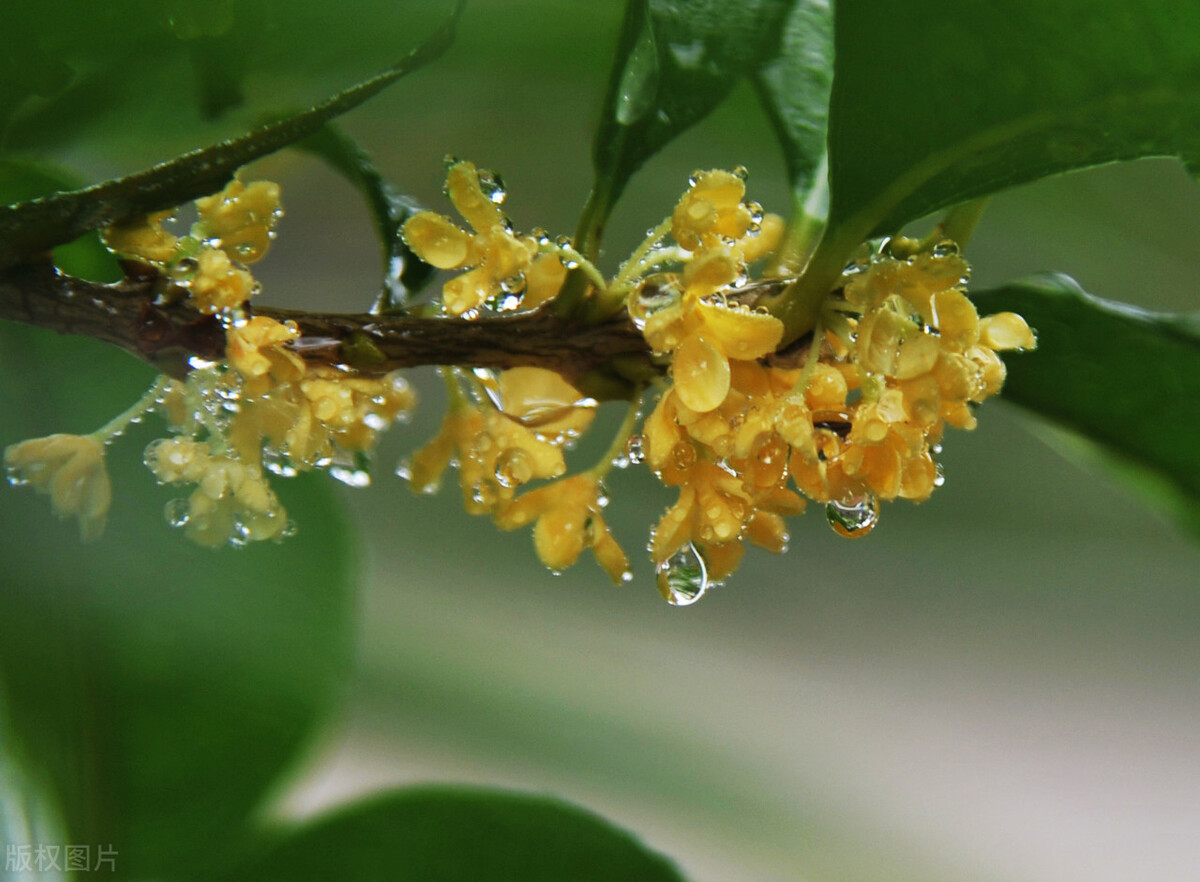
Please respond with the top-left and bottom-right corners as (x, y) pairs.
(933, 462), (946, 487)
(330, 465), (371, 488)
(164, 497), (190, 527)
(494, 447), (534, 488)
(625, 434), (646, 465)
(656, 543), (710, 606)
(825, 493), (879, 538)
(263, 448), (298, 477)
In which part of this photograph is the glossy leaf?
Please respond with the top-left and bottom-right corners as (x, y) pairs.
(580, 0), (793, 250)
(219, 786), (689, 882)
(826, 1), (1200, 240)
(0, 0), (466, 270)
(296, 124), (434, 311)
(0, 321), (355, 879)
(975, 274), (1200, 536)
(752, 0), (833, 209)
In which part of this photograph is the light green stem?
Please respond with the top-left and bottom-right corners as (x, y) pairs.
(585, 391), (643, 481)
(91, 376), (172, 442)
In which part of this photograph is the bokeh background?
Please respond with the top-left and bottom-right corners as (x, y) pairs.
(4, 2), (1200, 880)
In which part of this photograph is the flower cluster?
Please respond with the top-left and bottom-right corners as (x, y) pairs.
(5, 162), (1035, 604)
(402, 159), (568, 315)
(635, 220), (1034, 595)
(8, 178), (416, 548)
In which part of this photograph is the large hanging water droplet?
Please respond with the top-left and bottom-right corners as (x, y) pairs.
(164, 497), (191, 527)
(825, 493), (879, 538)
(656, 543), (710, 606)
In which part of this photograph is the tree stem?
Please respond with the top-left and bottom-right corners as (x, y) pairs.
(0, 261), (657, 395)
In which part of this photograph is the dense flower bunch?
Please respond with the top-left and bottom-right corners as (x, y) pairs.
(6, 178), (415, 547)
(403, 163), (1033, 602)
(6, 163), (1033, 603)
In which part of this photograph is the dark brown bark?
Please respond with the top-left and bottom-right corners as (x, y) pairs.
(0, 261), (659, 393)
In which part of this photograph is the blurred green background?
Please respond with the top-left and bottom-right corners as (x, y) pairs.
(3, 2), (1200, 880)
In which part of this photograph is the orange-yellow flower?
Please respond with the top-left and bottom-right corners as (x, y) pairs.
(4, 434), (112, 541)
(495, 474), (628, 583)
(402, 161), (544, 315)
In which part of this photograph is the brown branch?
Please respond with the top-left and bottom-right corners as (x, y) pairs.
(0, 261), (659, 394)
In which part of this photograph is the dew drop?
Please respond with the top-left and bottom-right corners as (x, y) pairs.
(656, 543), (710, 606)
(394, 458), (413, 481)
(625, 434), (646, 465)
(329, 466), (371, 488)
(731, 165), (749, 181)
(825, 492), (880, 538)
(262, 448), (298, 477)
(933, 462), (946, 487)
(477, 169), (507, 204)
(164, 497), (190, 527)
(628, 277), (681, 330)
(494, 447), (534, 488)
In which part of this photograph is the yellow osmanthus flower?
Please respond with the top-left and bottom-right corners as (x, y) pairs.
(4, 434), (112, 542)
(189, 248), (257, 314)
(495, 474), (629, 583)
(145, 437), (287, 546)
(405, 367), (592, 516)
(226, 316), (306, 397)
(101, 211), (180, 263)
(195, 179), (282, 263)
(402, 160), (565, 315)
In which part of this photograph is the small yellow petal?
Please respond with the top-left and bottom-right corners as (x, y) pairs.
(694, 299), (783, 361)
(980, 312), (1036, 350)
(447, 161), (505, 233)
(402, 213), (474, 269)
(673, 334), (731, 413)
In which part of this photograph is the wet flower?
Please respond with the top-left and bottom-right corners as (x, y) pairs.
(145, 438), (286, 547)
(189, 248), (257, 314)
(5, 434), (112, 541)
(405, 368), (589, 515)
(195, 178), (282, 264)
(101, 211), (180, 263)
(495, 474), (629, 583)
(226, 316), (306, 396)
(402, 160), (541, 315)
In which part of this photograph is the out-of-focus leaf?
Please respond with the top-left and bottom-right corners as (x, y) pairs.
(975, 274), (1200, 537)
(0, 321), (356, 879)
(826, 0), (1200, 243)
(580, 0), (792, 251)
(219, 786), (689, 882)
(0, 0), (466, 270)
(0, 159), (121, 281)
(752, 0), (832, 212)
(295, 124), (434, 311)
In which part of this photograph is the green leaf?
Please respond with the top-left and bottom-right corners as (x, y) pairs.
(752, 0), (833, 208)
(219, 786), (689, 882)
(974, 274), (1200, 536)
(579, 0), (793, 252)
(0, 0), (466, 270)
(0, 321), (356, 879)
(295, 124), (435, 311)
(826, 1), (1200, 241)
